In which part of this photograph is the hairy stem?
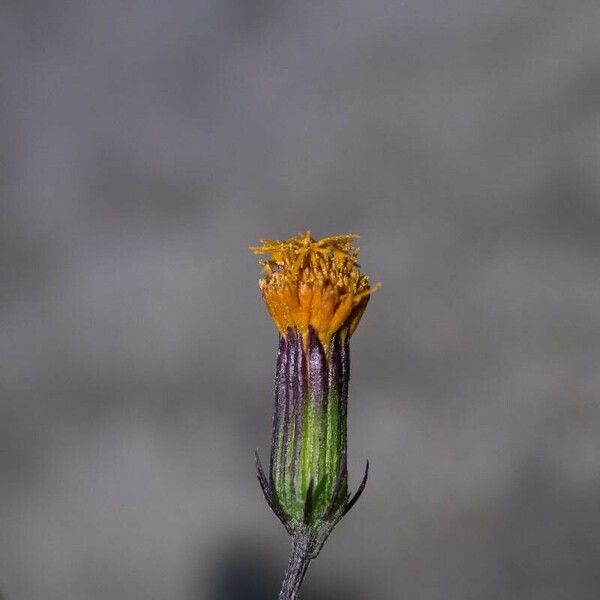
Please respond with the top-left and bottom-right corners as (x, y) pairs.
(278, 533), (312, 600)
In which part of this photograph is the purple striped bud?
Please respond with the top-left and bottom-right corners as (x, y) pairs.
(252, 232), (378, 553)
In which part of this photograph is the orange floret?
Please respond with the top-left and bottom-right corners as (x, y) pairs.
(251, 231), (379, 347)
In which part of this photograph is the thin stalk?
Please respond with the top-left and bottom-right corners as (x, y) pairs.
(278, 533), (312, 600)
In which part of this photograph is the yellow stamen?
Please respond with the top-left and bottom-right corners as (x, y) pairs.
(251, 231), (380, 347)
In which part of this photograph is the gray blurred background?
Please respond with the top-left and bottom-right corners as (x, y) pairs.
(1, 1), (600, 599)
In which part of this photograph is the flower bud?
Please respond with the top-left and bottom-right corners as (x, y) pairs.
(252, 232), (378, 547)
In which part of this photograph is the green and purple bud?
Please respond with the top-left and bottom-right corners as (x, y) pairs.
(251, 232), (379, 553)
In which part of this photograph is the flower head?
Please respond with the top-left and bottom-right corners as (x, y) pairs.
(251, 231), (379, 347)
(252, 231), (378, 567)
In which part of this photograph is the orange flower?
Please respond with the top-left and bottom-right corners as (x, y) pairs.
(251, 231), (379, 347)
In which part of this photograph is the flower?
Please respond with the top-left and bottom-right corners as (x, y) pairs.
(251, 232), (378, 556)
(251, 231), (379, 348)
